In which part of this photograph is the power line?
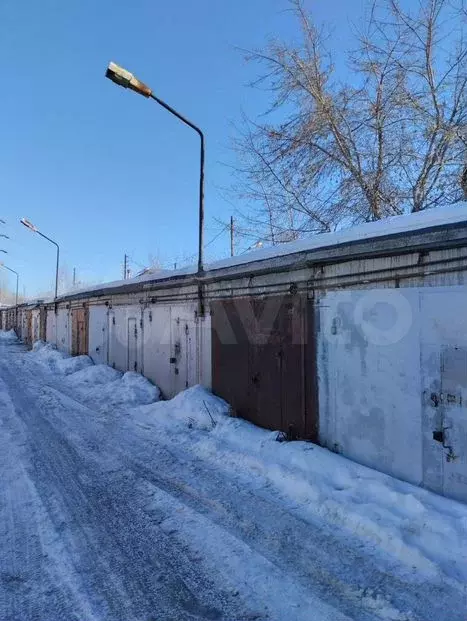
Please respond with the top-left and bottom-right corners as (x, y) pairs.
(205, 225), (229, 249)
(181, 225), (230, 265)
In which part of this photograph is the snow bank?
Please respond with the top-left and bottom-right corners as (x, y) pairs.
(0, 329), (18, 342)
(139, 385), (229, 431)
(134, 386), (467, 588)
(27, 342), (93, 375)
(27, 342), (160, 410)
(67, 364), (122, 385)
(27, 341), (67, 371)
(56, 355), (93, 376)
(67, 369), (160, 411)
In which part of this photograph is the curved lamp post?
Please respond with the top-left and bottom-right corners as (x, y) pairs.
(20, 218), (60, 299)
(0, 263), (19, 327)
(105, 62), (205, 275)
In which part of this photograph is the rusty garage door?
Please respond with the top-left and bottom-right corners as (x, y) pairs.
(211, 295), (318, 440)
(39, 306), (47, 341)
(72, 307), (89, 356)
(26, 311), (32, 347)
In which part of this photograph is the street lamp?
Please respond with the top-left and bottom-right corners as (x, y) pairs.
(105, 62), (205, 274)
(0, 263), (19, 328)
(20, 218), (60, 299)
(0, 250), (7, 254)
(0, 235), (9, 239)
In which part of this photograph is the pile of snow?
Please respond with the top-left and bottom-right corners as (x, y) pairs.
(27, 342), (161, 411)
(134, 386), (467, 589)
(68, 364), (122, 385)
(66, 368), (160, 411)
(57, 355), (93, 376)
(27, 341), (92, 375)
(138, 385), (229, 431)
(0, 329), (18, 342)
(27, 341), (66, 371)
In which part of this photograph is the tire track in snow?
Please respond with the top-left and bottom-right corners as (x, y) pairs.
(21, 366), (455, 621)
(0, 355), (251, 621)
(0, 376), (90, 621)
(2, 343), (466, 621)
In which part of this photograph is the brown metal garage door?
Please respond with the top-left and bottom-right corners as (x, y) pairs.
(39, 307), (47, 341)
(26, 312), (32, 346)
(72, 307), (89, 356)
(211, 295), (318, 441)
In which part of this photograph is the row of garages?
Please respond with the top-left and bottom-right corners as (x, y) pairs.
(2, 211), (467, 503)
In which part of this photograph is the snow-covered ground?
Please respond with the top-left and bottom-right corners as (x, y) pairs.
(0, 335), (466, 620)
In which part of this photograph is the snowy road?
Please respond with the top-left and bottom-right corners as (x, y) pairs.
(0, 337), (466, 621)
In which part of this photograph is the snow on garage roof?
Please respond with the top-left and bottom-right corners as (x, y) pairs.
(60, 202), (467, 300)
(209, 202), (467, 271)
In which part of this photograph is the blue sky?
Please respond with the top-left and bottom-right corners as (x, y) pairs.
(0, 0), (366, 298)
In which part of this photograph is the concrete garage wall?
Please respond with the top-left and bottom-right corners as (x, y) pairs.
(318, 286), (467, 503)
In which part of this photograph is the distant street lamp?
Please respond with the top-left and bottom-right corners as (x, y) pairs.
(0, 263), (19, 327)
(105, 62), (205, 274)
(0, 249), (7, 254)
(0, 235), (9, 239)
(20, 218), (60, 299)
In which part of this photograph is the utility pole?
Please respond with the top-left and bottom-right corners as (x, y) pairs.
(230, 216), (235, 257)
(123, 253), (128, 280)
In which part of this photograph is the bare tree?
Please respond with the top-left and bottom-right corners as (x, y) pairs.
(232, 0), (467, 242)
(0, 273), (21, 306)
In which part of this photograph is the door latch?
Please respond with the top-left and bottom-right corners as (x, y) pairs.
(433, 430), (444, 443)
(433, 427), (457, 462)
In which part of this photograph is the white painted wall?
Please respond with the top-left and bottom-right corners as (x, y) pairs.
(142, 305), (172, 397)
(318, 286), (467, 503)
(108, 305), (143, 374)
(419, 288), (467, 503)
(56, 308), (71, 353)
(88, 306), (108, 365)
(171, 305), (198, 396)
(46, 310), (56, 346)
(142, 303), (210, 399)
(198, 314), (212, 391)
(20, 311), (28, 342)
(31, 309), (40, 343)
